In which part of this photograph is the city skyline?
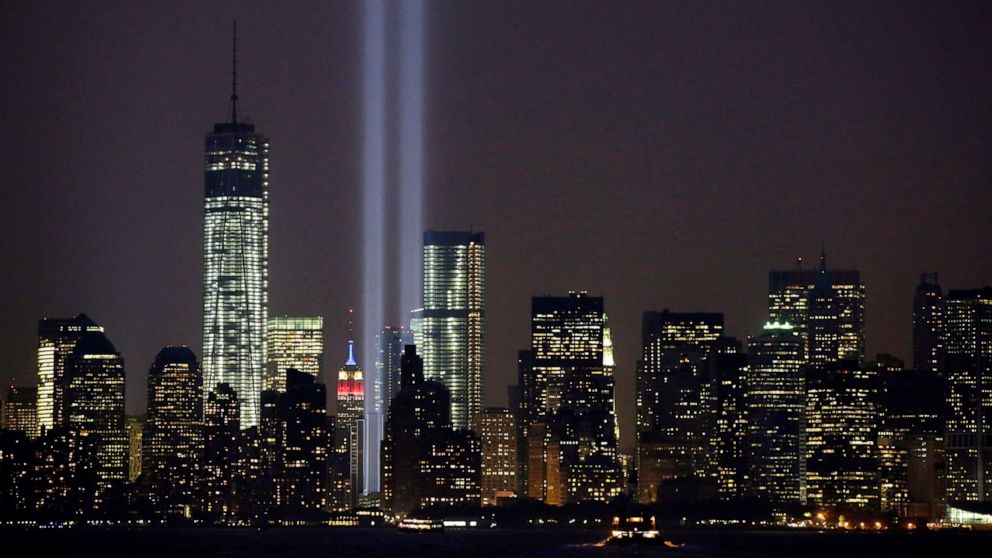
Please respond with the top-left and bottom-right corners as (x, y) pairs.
(2, 2), (992, 453)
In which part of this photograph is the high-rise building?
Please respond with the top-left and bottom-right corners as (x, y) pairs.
(381, 345), (480, 516)
(36, 314), (103, 432)
(473, 407), (517, 505)
(367, 324), (413, 495)
(943, 287), (992, 504)
(202, 383), (240, 518)
(201, 47), (269, 429)
(745, 322), (806, 505)
(634, 311), (724, 502)
(804, 361), (880, 511)
(913, 273), (943, 375)
(519, 292), (621, 504)
(144, 347), (204, 516)
(635, 310), (724, 435)
(3, 386), (38, 439)
(878, 368), (945, 518)
(420, 230), (485, 429)
(63, 331), (128, 511)
(334, 338), (364, 509)
(768, 253), (865, 364)
(271, 369), (329, 517)
(265, 317), (324, 392)
(700, 345), (749, 499)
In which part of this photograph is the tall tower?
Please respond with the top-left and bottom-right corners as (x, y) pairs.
(366, 324), (413, 494)
(335, 317), (365, 508)
(265, 316), (324, 391)
(202, 26), (269, 428)
(745, 321), (806, 506)
(36, 313), (103, 432)
(144, 346), (204, 516)
(913, 273), (943, 375)
(420, 230), (485, 429)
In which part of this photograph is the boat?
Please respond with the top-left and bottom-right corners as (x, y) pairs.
(397, 517), (445, 533)
(607, 513), (661, 544)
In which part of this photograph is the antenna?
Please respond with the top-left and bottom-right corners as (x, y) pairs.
(230, 21), (239, 124)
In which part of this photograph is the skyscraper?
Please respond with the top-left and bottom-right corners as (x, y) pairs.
(36, 314), (103, 432)
(768, 252), (865, 364)
(420, 230), (485, 429)
(913, 273), (943, 375)
(366, 324), (413, 495)
(272, 369), (329, 517)
(63, 331), (128, 511)
(202, 383), (240, 518)
(745, 322), (806, 506)
(334, 338), (364, 508)
(202, 36), (269, 429)
(473, 407), (517, 505)
(804, 361), (880, 511)
(265, 316), (324, 392)
(144, 346), (204, 516)
(943, 287), (992, 504)
(520, 292), (621, 504)
(3, 386), (38, 439)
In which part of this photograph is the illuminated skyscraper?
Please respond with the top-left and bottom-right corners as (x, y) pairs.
(366, 324), (412, 494)
(334, 338), (364, 509)
(913, 273), (943, 375)
(633, 311), (725, 504)
(63, 331), (128, 511)
(805, 361), (880, 511)
(36, 314), (103, 432)
(144, 346), (204, 516)
(768, 252), (865, 364)
(420, 230), (485, 429)
(943, 287), (992, 504)
(746, 322), (806, 505)
(126, 415), (143, 483)
(265, 317), (324, 392)
(202, 35), (269, 428)
(3, 386), (38, 439)
(473, 407), (517, 505)
(520, 292), (621, 504)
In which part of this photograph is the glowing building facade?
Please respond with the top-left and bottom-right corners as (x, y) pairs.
(3, 386), (38, 439)
(805, 362), (880, 511)
(36, 314), (103, 432)
(473, 407), (517, 505)
(265, 317), (324, 392)
(334, 339), (364, 508)
(420, 230), (485, 429)
(745, 322), (806, 505)
(144, 346), (204, 516)
(768, 253), (865, 364)
(63, 332), (128, 510)
(202, 72), (269, 428)
(943, 287), (992, 504)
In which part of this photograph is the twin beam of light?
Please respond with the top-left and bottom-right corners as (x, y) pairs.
(361, 0), (425, 495)
(399, 0), (424, 321)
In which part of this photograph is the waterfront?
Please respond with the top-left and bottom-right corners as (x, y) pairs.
(1, 528), (986, 558)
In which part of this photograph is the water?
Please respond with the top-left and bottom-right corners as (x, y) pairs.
(1, 528), (986, 558)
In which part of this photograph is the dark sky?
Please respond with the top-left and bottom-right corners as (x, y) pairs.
(2, 1), (990, 448)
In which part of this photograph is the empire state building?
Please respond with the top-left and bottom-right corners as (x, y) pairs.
(202, 29), (269, 428)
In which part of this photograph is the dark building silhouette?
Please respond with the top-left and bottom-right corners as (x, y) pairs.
(381, 345), (480, 517)
(144, 346), (203, 517)
(270, 369), (329, 518)
(202, 383), (240, 518)
(3, 386), (38, 439)
(913, 273), (943, 375)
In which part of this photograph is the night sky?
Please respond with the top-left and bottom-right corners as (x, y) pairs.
(1, 1), (990, 448)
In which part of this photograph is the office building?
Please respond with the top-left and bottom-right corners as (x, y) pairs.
(201, 53), (269, 428)
(36, 314), (103, 432)
(473, 407), (517, 505)
(265, 316), (324, 392)
(367, 324), (413, 495)
(3, 386), (38, 439)
(420, 230), (485, 429)
(913, 273), (943, 375)
(334, 339), (364, 509)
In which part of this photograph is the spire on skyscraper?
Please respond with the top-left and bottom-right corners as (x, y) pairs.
(230, 20), (239, 124)
(345, 309), (357, 367)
